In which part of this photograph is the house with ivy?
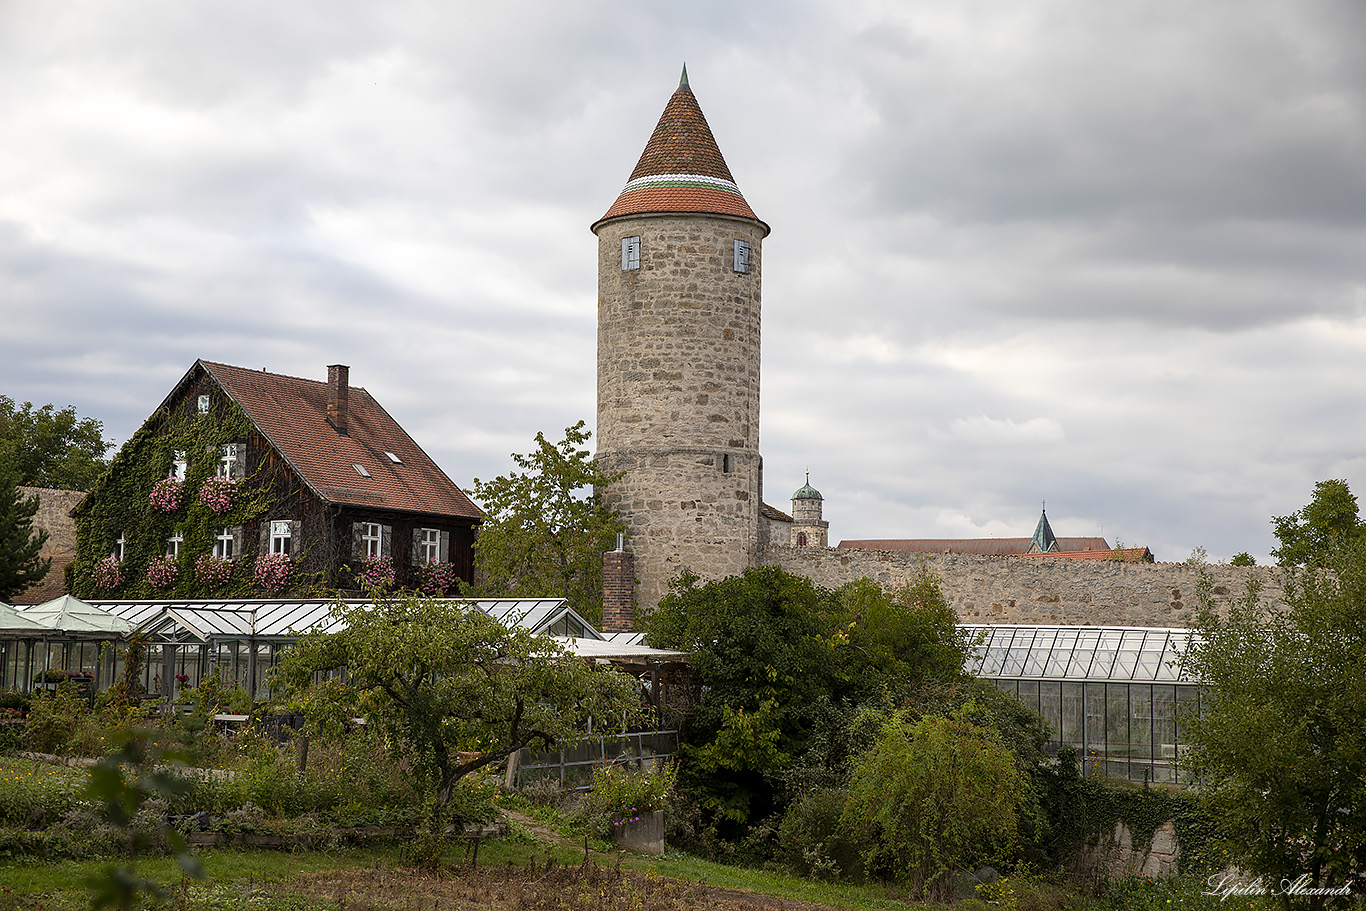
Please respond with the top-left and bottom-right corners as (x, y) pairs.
(68, 360), (483, 599)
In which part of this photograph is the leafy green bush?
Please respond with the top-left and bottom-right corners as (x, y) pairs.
(839, 705), (1026, 899)
(0, 759), (84, 827)
(777, 787), (861, 882)
(20, 681), (89, 753)
(575, 761), (676, 838)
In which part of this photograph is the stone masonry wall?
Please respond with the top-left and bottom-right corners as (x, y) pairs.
(15, 486), (85, 603)
(759, 544), (1283, 627)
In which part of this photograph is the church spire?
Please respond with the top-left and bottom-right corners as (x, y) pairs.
(1030, 502), (1058, 554)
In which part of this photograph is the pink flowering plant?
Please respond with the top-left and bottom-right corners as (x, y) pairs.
(254, 553), (291, 593)
(92, 555), (123, 591)
(356, 555), (396, 591)
(198, 476), (235, 515)
(149, 478), (183, 512)
(417, 561), (459, 595)
(196, 554), (232, 587)
(146, 555), (179, 588)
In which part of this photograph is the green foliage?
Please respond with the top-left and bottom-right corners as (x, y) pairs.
(1271, 479), (1364, 567)
(838, 705), (1026, 898)
(464, 421), (625, 622)
(82, 729), (204, 910)
(576, 761), (677, 837)
(0, 758), (84, 827)
(1183, 553), (1366, 904)
(0, 394), (112, 491)
(1229, 551), (1256, 566)
(777, 787), (861, 882)
(270, 593), (642, 831)
(68, 397), (278, 598)
(20, 681), (90, 754)
(644, 566), (967, 834)
(1185, 546), (1209, 565)
(0, 458), (51, 602)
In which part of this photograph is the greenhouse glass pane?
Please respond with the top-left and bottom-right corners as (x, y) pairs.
(1039, 681), (1062, 742)
(1131, 684), (1153, 760)
(1085, 684), (1107, 754)
(1062, 683), (1084, 746)
(1113, 630), (1146, 679)
(1019, 680), (1040, 713)
(1154, 685), (1177, 759)
(1093, 630), (1124, 678)
(1024, 630), (1054, 675)
(1107, 684), (1130, 758)
(1070, 631), (1101, 677)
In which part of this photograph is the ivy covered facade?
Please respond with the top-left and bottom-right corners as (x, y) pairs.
(68, 360), (482, 599)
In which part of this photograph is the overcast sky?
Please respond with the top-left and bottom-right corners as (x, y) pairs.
(3, 0), (1364, 564)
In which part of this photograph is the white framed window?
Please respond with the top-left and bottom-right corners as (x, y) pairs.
(362, 522), (384, 558)
(170, 450), (187, 481)
(621, 236), (640, 271)
(733, 240), (750, 274)
(217, 443), (239, 479)
(112, 531), (126, 561)
(214, 527), (236, 560)
(270, 520), (292, 556)
(166, 530), (183, 557)
(198, 394), (210, 414)
(418, 528), (441, 565)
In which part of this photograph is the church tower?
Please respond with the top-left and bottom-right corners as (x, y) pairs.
(592, 67), (770, 614)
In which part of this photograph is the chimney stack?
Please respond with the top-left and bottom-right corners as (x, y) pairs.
(327, 364), (350, 434)
(602, 535), (635, 633)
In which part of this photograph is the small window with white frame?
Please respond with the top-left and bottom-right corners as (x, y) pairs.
(112, 531), (126, 561)
(214, 527), (236, 560)
(419, 528), (441, 565)
(198, 394), (210, 414)
(166, 529), (183, 557)
(362, 522), (384, 558)
(216, 443), (238, 479)
(622, 236), (641, 271)
(733, 240), (750, 274)
(270, 520), (293, 556)
(170, 450), (187, 481)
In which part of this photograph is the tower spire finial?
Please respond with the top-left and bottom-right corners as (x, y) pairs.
(679, 63), (691, 93)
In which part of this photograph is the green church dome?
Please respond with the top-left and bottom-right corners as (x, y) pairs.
(792, 472), (822, 500)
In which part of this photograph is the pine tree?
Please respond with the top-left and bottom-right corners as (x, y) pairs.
(0, 459), (51, 602)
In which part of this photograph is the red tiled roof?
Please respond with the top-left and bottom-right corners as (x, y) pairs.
(200, 361), (482, 520)
(838, 537), (1112, 556)
(594, 72), (766, 232)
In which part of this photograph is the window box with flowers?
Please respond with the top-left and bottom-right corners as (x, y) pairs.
(92, 555), (123, 591)
(254, 552), (291, 593)
(146, 555), (179, 589)
(196, 554), (233, 588)
(198, 476), (235, 515)
(149, 478), (183, 513)
(357, 555), (396, 592)
(417, 561), (459, 595)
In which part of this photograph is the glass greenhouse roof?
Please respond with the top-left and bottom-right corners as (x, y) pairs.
(84, 597), (602, 645)
(962, 624), (1195, 682)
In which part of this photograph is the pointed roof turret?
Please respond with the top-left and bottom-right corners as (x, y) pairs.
(1030, 502), (1058, 554)
(593, 68), (767, 233)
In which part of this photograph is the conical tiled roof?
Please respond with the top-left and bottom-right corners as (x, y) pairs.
(1031, 504), (1059, 554)
(594, 66), (766, 232)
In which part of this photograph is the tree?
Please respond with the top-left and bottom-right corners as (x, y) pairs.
(1183, 550), (1366, 910)
(466, 422), (624, 622)
(0, 460), (51, 601)
(644, 566), (967, 832)
(1271, 479), (1363, 567)
(0, 395), (112, 491)
(270, 595), (641, 830)
(839, 705), (1025, 898)
(1230, 551), (1256, 566)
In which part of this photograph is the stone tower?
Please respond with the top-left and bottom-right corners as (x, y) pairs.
(591, 67), (770, 614)
(790, 473), (828, 547)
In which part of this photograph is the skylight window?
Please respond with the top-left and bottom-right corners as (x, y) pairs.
(353, 464), (371, 478)
(385, 452), (402, 464)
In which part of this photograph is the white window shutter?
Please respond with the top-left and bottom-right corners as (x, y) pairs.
(381, 525), (392, 558)
(440, 530), (450, 564)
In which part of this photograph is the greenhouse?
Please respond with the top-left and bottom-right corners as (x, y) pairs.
(963, 624), (1202, 783)
(0, 597), (133, 693)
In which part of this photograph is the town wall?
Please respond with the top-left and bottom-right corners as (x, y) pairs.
(14, 486), (84, 603)
(759, 545), (1283, 627)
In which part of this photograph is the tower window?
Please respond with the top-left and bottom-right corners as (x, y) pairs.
(733, 240), (750, 274)
(722, 454), (732, 474)
(797, 532), (808, 547)
(622, 236), (641, 271)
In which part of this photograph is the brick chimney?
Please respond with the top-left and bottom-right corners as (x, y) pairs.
(327, 364), (350, 434)
(602, 534), (635, 633)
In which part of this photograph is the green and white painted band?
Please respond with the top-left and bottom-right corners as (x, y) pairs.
(621, 173), (743, 195)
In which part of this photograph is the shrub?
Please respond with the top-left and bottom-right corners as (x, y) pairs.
(840, 705), (1026, 899)
(356, 555), (395, 591)
(778, 787), (861, 882)
(576, 760), (676, 838)
(254, 552), (291, 592)
(21, 683), (89, 754)
(417, 560), (459, 595)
